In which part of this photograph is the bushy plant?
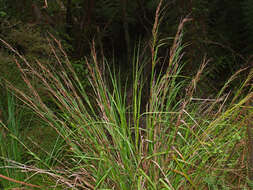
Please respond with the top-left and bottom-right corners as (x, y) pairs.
(0, 2), (252, 189)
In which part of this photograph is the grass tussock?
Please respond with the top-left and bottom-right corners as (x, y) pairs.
(0, 4), (253, 190)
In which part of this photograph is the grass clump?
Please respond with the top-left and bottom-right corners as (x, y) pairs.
(0, 4), (253, 190)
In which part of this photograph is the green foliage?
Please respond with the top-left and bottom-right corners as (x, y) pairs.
(1, 14), (252, 188)
(0, 0), (8, 17)
(0, 22), (56, 106)
(0, 92), (25, 188)
(0, 1), (252, 189)
(0, 11), (7, 17)
(71, 58), (89, 88)
(4, 26), (50, 60)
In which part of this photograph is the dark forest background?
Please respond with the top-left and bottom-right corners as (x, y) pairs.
(1, 0), (252, 86)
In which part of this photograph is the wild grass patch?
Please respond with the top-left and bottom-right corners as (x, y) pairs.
(0, 3), (252, 189)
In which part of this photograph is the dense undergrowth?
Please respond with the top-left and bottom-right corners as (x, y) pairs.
(0, 4), (253, 190)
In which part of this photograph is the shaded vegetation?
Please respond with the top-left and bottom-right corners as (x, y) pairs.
(0, 0), (252, 189)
